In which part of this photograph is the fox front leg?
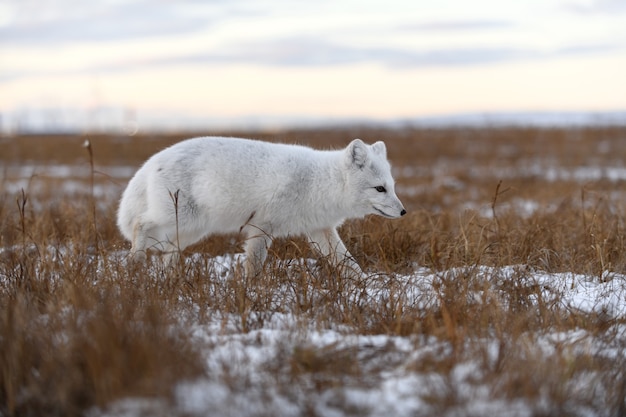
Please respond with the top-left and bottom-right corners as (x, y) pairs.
(307, 228), (363, 278)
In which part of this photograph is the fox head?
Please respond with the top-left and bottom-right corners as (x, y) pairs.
(344, 139), (406, 219)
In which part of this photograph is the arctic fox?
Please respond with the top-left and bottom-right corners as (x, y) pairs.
(117, 136), (406, 276)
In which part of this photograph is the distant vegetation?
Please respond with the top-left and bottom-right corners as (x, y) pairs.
(1, 126), (625, 416)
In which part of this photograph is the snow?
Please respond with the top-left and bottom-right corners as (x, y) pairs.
(3, 244), (623, 416)
(4, 245), (619, 417)
(86, 255), (626, 417)
(1, 163), (129, 209)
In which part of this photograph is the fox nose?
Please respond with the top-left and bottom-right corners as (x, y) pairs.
(400, 209), (407, 216)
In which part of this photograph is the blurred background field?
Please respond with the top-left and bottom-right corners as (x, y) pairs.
(2, 126), (626, 416)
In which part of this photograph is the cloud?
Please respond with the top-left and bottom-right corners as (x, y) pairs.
(556, 42), (624, 56)
(0, 0), (241, 45)
(563, 0), (626, 14)
(144, 37), (624, 69)
(139, 38), (511, 68)
(401, 19), (514, 32)
(1, 36), (623, 85)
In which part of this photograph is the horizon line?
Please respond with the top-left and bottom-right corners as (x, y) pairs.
(2, 109), (626, 136)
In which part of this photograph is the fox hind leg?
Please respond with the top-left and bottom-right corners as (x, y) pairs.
(130, 219), (189, 266)
(243, 232), (271, 278)
(130, 219), (152, 263)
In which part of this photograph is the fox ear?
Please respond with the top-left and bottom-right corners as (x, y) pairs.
(371, 141), (387, 157)
(346, 139), (368, 169)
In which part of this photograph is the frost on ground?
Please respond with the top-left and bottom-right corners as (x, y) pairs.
(86, 255), (626, 417)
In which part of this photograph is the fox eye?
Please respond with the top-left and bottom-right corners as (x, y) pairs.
(374, 186), (386, 193)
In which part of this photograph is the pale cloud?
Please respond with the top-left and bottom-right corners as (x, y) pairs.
(401, 19), (514, 31)
(563, 0), (626, 14)
(0, 0), (215, 45)
(3, 35), (622, 82)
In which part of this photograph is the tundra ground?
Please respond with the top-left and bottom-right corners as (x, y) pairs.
(1, 126), (625, 416)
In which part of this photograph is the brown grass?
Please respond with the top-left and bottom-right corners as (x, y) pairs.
(1, 126), (626, 415)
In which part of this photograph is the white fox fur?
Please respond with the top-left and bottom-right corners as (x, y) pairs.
(117, 136), (406, 276)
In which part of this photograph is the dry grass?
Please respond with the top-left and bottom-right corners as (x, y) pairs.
(1, 126), (626, 416)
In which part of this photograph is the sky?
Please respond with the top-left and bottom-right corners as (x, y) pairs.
(1, 0), (626, 132)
